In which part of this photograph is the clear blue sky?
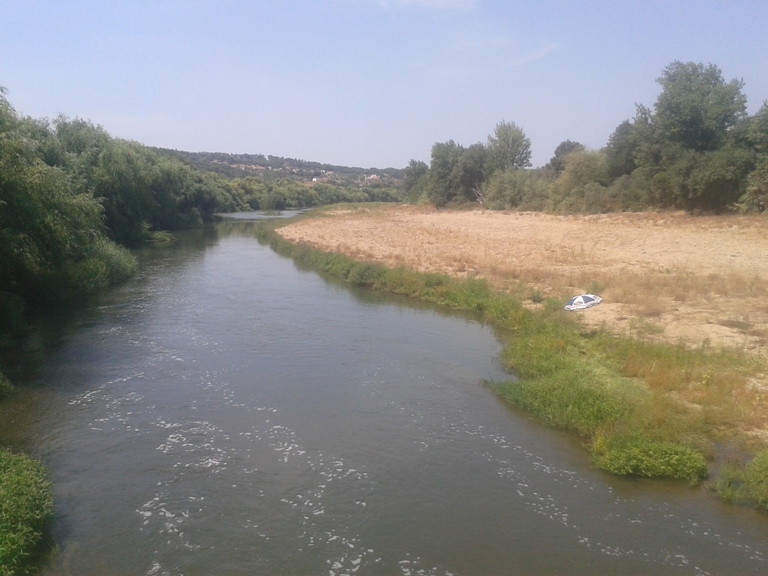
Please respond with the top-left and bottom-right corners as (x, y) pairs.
(2, 0), (767, 169)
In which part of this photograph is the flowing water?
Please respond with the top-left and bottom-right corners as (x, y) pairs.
(2, 220), (768, 576)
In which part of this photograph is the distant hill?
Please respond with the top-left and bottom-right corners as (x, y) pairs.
(152, 148), (405, 185)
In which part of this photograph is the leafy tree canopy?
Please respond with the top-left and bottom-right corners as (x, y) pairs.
(427, 140), (465, 207)
(487, 120), (532, 172)
(746, 101), (768, 154)
(546, 140), (585, 174)
(653, 61), (747, 152)
(403, 159), (429, 202)
(604, 121), (637, 178)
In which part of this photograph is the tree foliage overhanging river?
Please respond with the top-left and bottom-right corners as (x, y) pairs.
(2, 219), (768, 576)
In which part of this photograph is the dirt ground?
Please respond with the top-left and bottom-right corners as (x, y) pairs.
(278, 205), (768, 356)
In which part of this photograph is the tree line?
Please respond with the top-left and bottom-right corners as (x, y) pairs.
(0, 88), (401, 345)
(3, 60), (765, 339)
(405, 61), (768, 214)
(165, 149), (405, 183)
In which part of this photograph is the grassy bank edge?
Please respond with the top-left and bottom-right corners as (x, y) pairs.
(1, 370), (54, 575)
(256, 209), (768, 511)
(0, 247), (137, 574)
(0, 444), (53, 576)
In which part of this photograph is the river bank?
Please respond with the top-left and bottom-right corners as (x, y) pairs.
(278, 204), (768, 355)
(6, 220), (768, 574)
(0, 446), (52, 574)
(270, 204), (768, 507)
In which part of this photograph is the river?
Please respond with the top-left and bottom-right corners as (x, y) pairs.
(1, 219), (767, 576)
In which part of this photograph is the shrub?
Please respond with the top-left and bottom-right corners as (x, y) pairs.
(593, 435), (708, 482)
(549, 151), (612, 213)
(95, 239), (139, 284)
(494, 373), (628, 437)
(36, 238), (137, 300)
(346, 263), (384, 287)
(0, 449), (53, 574)
(737, 155), (768, 212)
(485, 169), (550, 211)
(606, 172), (655, 210)
(713, 449), (768, 510)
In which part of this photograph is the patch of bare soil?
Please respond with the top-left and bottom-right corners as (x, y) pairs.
(278, 205), (768, 355)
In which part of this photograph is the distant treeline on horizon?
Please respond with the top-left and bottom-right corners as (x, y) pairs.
(158, 149), (405, 181)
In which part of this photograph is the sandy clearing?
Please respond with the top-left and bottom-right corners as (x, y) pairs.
(278, 205), (768, 354)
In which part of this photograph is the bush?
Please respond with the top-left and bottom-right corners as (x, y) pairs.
(549, 151), (612, 213)
(484, 169), (549, 211)
(36, 238), (137, 300)
(593, 435), (708, 482)
(0, 449), (53, 574)
(605, 172), (655, 211)
(94, 238), (138, 284)
(346, 263), (384, 286)
(713, 449), (768, 510)
(494, 373), (628, 437)
(737, 155), (768, 212)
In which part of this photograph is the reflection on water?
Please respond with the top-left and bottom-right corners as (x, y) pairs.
(1, 223), (767, 576)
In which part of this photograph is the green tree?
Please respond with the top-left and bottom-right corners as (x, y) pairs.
(604, 121), (638, 178)
(0, 92), (136, 303)
(457, 142), (488, 202)
(426, 141), (490, 206)
(484, 169), (549, 211)
(653, 61), (747, 152)
(487, 120), (532, 172)
(403, 159), (429, 202)
(746, 101), (768, 154)
(738, 156), (768, 212)
(93, 141), (156, 245)
(549, 150), (611, 213)
(624, 62), (755, 212)
(546, 140), (585, 174)
(0, 86), (12, 132)
(427, 140), (464, 207)
(647, 145), (755, 212)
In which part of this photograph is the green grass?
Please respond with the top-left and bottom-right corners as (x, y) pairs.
(34, 237), (138, 300)
(256, 223), (526, 320)
(0, 449), (53, 575)
(256, 213), (765, 496)
(491, 372), (630, 437)
(712, 449), (768, 510)
(593, 435), (708, 482)
(490, 320), (711, 482)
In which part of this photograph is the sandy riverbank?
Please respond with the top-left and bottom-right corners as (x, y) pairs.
(278, 204), (768, 355)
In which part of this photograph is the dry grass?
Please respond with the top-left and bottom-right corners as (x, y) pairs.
(280, 205), (768, 353)
(278, 205), (768, 446)
(268, 207), (768, 486)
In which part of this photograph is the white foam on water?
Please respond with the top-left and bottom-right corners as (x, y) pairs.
(450, 419), (762, 576)
(93, 364), (382, 572)
(58, 298), (768, 576)
(358, 365), (767, 576)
